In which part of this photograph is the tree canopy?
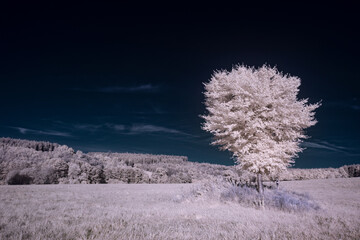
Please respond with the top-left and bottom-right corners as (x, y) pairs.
(202, 65), (320, 176)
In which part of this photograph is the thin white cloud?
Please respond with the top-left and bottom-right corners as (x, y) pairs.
(73, 124), (103, 131)
(99, 84), (159, 93)
(301, 141), (348, 153)
(352, 105), (360, 111)
(104, 123), (125, 131)
(74, 123), (125, 132)
(129, 124), (186, 135)
(113, 124), (125, 131)
(72, 122), (192, 136)
(327, 100), (360, 111)
(49, 121), (192, 137)
(72, 84), (159, 93)
(11, 127), (71, 137)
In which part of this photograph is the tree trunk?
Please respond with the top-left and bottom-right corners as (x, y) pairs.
(256, 173), (265, 209)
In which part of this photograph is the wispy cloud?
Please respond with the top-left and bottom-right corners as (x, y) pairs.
(72, 84), (159, 93)
(99, 84), (159, 93)
(301, 140), (348, 153)
(351, 105), (360, 111)
(104, 123), (125, 131)
(133, 105), (166, 115)
(50, 121), (193, 138)
(129, 124), (189, 135)
(73, 123), (125, 132)
(301, 140), (360, 157)
(11, 127), (71, 137)
(73, 124), (103, 132)
(71, 122), (186, 135)
(326, 99), (360, 111)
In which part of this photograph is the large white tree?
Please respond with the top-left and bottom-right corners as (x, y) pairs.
(202, 65), (320, 202)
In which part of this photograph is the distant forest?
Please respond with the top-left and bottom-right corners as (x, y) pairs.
(0, 137), (359, 185)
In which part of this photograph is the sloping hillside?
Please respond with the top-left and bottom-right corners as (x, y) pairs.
(0, 137), (359, 185)
(0, 137), (235, 184)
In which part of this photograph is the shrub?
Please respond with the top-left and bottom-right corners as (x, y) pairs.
(181, 178), (320, 212)
(221, 184), (320, 212)
(53, 158), (69, 178)
(265, 189), (320, 212)
(221, 184), (260, 207)
(34, 166), (57, 184)
(6, 170), (33, 185)
(341, 165), (360, 177)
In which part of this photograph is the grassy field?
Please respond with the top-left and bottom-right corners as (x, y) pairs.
(0, 178), (359, 239)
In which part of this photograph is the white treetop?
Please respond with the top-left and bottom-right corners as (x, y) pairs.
(202, 65), (320, 176)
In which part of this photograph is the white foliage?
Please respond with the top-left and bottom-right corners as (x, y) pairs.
(202, 65), (320, 175)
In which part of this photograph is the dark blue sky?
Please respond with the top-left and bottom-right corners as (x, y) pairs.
(1, 2), (359, 168)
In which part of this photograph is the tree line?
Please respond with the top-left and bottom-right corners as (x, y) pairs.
(0, 137), (358, 185)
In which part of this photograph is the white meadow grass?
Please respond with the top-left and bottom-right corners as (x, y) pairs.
(0, 178), (359, 239)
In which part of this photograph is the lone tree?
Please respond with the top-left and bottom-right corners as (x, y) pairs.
(201, 65), (320, 206)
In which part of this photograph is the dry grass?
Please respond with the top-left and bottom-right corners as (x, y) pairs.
(0, 178), (359, 239)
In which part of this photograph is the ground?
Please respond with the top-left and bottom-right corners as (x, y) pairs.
(0, 178), (359, 239)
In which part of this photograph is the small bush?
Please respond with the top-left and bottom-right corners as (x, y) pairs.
(181, 179), (320, 212)
(175, 177), (232, 203)
(221, 184), (320, 212)
(6, 170), (33, 185)
(265, 189), (320, 212)
(220, 184), (259, 207)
